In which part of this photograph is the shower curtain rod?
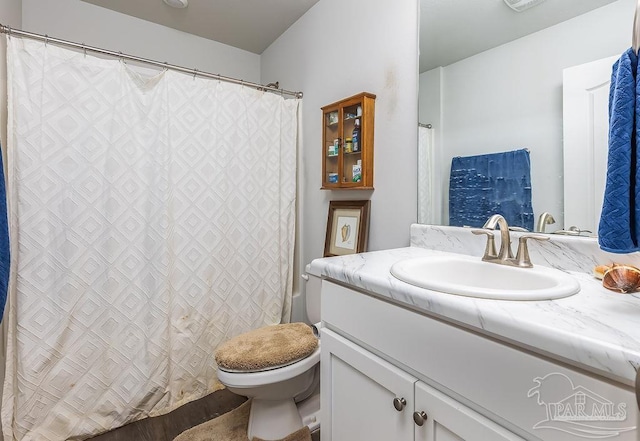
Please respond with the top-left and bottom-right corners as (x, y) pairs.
(0, 24), (303, 99)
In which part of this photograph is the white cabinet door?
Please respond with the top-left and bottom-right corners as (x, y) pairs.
(321, 328), (416, 441)
(414, 381), (524, 441)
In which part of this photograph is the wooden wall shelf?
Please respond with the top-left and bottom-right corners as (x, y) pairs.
(321, 92), (376, 190)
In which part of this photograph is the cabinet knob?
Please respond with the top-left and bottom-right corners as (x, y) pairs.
(413, 411), (428, 426)
(392, 397), (407, 411)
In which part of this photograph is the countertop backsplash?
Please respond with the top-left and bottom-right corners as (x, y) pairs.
(410, 224), (640, 275)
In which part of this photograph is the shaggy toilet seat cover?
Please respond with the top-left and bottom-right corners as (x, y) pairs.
(215, 323), (318, 372)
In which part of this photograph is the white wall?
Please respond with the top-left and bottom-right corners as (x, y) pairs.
(21, 0), (260, 83)
(420, 0), (633, 228)
(261, 0), (419, 273)
(0, 0), (21, 28)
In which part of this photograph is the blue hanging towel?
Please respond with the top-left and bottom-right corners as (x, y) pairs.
(449, 148), (534, 231)
(0, 146), (8, 321)
(598, 48), (640, 253)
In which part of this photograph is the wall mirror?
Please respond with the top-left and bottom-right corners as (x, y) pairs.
(418, 0), (633, 236)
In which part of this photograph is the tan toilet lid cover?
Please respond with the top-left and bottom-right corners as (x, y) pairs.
(215, 322), (318, 372)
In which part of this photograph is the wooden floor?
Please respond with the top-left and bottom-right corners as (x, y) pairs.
(88, 389), (320, 441)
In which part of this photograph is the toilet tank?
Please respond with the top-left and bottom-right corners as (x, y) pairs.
(304, 264), (321, 324)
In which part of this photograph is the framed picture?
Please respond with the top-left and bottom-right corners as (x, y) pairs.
(324, 200), (371, 257)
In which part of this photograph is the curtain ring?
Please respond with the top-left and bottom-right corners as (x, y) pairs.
(44, 34), (49, 46)
(82, 43), (87, 57)
(193, 68), (198, 79)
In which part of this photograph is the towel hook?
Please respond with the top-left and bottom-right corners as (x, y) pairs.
(633, 0), (640, 54)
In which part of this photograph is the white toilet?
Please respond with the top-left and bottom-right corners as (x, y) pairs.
(216, 268), (321, 440)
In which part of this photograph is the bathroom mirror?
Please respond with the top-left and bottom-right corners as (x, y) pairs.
(418, 0), (633, 234)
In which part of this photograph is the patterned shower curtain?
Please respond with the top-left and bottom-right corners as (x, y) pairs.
(2, 37), (299, 440)
(418, 125), (436, 224)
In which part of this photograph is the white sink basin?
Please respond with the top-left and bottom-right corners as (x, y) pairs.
(390, 255), (580, 300)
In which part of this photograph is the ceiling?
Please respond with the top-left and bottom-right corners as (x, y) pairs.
(80, 0), (319, 54)
(81, 0), (620, 68)
(420, 0), (619, 72)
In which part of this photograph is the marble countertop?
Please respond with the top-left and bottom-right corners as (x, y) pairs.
(310, 246), (640, 387)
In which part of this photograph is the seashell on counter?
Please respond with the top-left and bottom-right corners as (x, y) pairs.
(593, 264), (612, 280)
(601, 264), (640, 294)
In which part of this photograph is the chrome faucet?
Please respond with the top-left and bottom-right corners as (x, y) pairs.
(536, 212), (556, 233)
(482, 214), (513, 260)
(552, 226), (593, 236)
(472, 214), (549, 268)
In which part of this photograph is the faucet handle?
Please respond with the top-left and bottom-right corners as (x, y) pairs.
(471, 229), (497, 260)
(515, 234), (549, 268)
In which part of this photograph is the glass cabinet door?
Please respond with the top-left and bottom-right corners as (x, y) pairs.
(324, 109), (340, 187)
(341, 102), (363, 185)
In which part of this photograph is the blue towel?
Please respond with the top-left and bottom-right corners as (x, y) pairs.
(598, 48), (640, 253)
(0, 146), (8, 321)
(449, 149), (534, 231)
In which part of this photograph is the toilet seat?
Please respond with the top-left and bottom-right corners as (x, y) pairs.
(217, 345), (320, 388)
(215, 323), (318, 372)
(217, 353), (310, 373)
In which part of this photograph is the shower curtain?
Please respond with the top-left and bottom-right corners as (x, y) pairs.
(2, 37), (299, 440)
(418, 125), (436, 224)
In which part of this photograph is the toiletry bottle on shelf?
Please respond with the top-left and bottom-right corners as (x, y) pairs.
(352, 119), (361, 152)
(344, 138), (353, 153)
(352, 160), (362, 182)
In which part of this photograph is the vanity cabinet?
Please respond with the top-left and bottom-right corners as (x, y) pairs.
(320, 280), (639, 441)
(322, 328), (415, 440)
(321, 92), (375, 190)
(322, 328), (523, 441)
